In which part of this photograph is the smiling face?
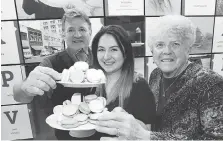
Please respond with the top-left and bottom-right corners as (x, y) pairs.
(152, 33), (190, 78)
(64, 17), (91, 52)
(97, 34), (125, 74)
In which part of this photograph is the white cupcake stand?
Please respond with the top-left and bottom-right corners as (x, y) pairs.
(46, 81), (104, 138)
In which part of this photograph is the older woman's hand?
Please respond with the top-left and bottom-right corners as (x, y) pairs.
(95, 107), (150, 140)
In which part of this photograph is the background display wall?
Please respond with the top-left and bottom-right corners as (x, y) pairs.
(1, 0), (223, 140)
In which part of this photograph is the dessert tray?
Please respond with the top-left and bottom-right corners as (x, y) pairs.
(46, 114), (95, 131)
(57, 61), (106, 88)
(46, 95), (107, 137)
(57, 81), (105, 88)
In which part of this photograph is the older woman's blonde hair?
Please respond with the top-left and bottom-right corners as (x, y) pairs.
(148, 15), (196, 51)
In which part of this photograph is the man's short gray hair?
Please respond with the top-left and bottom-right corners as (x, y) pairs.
(148, 15), (196, 50)
(61, 5), (92, 33)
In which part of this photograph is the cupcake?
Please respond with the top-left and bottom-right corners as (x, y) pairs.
(61, 69), (70, 82)
(79, 102), (91, 114)
(98, 69), (106, 82)
(62, 104), (79, 118)
(86, 69), (102, 83)
(53, 105), (63, 115)
(73, 113), (88, 123)
(69, 69), (85, 83)
(88, 97), (106, 113)
(84, 94), (98, 103)
(73, 61), (89, 72)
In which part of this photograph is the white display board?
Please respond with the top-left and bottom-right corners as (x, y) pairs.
(1, 65), (26, 105)
(213, 54), (223, 76)
(184, 0), (216, 15)
(1, 104), (33, 140)
(90, 18), (104, 46)
(1, 0), (17, 20)
(145, 0), (181, 16)
(213, 17), (223, 53)
(107, 0), (144, 16)
(134, 58), (145, 77)
(1, 22), (21, 65)
(145, 17), (159, 56)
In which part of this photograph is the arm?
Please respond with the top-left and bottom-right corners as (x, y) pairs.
(199, 82), (223, 139)
(149, 82), (223, 140)
(13, 80), (34, 103)
(13, 58), (57, 103)
(133, 78), (156, 129)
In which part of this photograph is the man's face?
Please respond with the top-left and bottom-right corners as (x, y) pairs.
(64, 18), (91, 52)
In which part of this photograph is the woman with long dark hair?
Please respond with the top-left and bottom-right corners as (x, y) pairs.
(91, 25), (156, 138)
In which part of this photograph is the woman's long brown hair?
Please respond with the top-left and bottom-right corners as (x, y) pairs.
(91, 25), (134, 107)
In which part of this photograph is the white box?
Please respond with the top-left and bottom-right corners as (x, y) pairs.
(213, 17), (223, 53)
(213, 54), (223, 76)
(184, 0), (216, 15)
(1, 104), (33, 140)
(107, 0), (144, 16)
(1, 65), (26, 105)
(1, 0), (17, 20)
(1, 21), (22, 65)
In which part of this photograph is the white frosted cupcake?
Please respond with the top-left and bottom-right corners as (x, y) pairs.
(61, 69), (70, 82)
(86, 69), (102, 83)
(69, 69), (85, 83)
(88, 97), (106, 113)
(73, 61), (89, 72)
(98, 69), (106, 83)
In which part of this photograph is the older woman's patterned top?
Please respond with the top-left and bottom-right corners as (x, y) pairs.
(149, 62), (223, 140)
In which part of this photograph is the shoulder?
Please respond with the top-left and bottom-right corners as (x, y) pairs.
(149, 68), (162, 80)
(191, 63), (223, 89)
(39, 51), (68, 68)
(133, 75), (148, 86)
(132, 76), (153, 96)
(179, 63), (223, 98)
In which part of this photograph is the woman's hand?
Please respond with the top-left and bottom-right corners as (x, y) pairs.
(95, 107), (150, 140)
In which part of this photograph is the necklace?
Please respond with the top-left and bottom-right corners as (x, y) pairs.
(161, 61), (190, 97)
(161, 74), (181, 97)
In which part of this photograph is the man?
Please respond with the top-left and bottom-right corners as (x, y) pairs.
(13, 8), (94, 140)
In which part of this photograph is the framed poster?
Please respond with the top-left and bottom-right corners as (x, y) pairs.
(213, 17), (223, 53)
(1, 0), (17, 20)
(89, 18), (104, 46)
(19, 19), (65, 63)
(1, 65), (26, 105)
(145, 0), (181, 16)
(216, 0), (223, 15)
(134, 58), (145, 77)
(146, 17), (214, 55)
(145, 17), (159, 56)
(189, 17), (214, 54)
(212, 54), (223, 76)
(105, 0), (144, 16)
(1, 104), (33, 140)
(183, 0), (216, 15)
(15, 0), (104, 19)
(106, 16), (145, 56)
(189, 54), (211, 69)
(1, 21), (23, 65)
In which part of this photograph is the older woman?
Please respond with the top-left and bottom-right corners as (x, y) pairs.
(95, 15), (223, 140)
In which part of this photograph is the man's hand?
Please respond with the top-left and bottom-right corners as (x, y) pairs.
(21, 66), (61, 97)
